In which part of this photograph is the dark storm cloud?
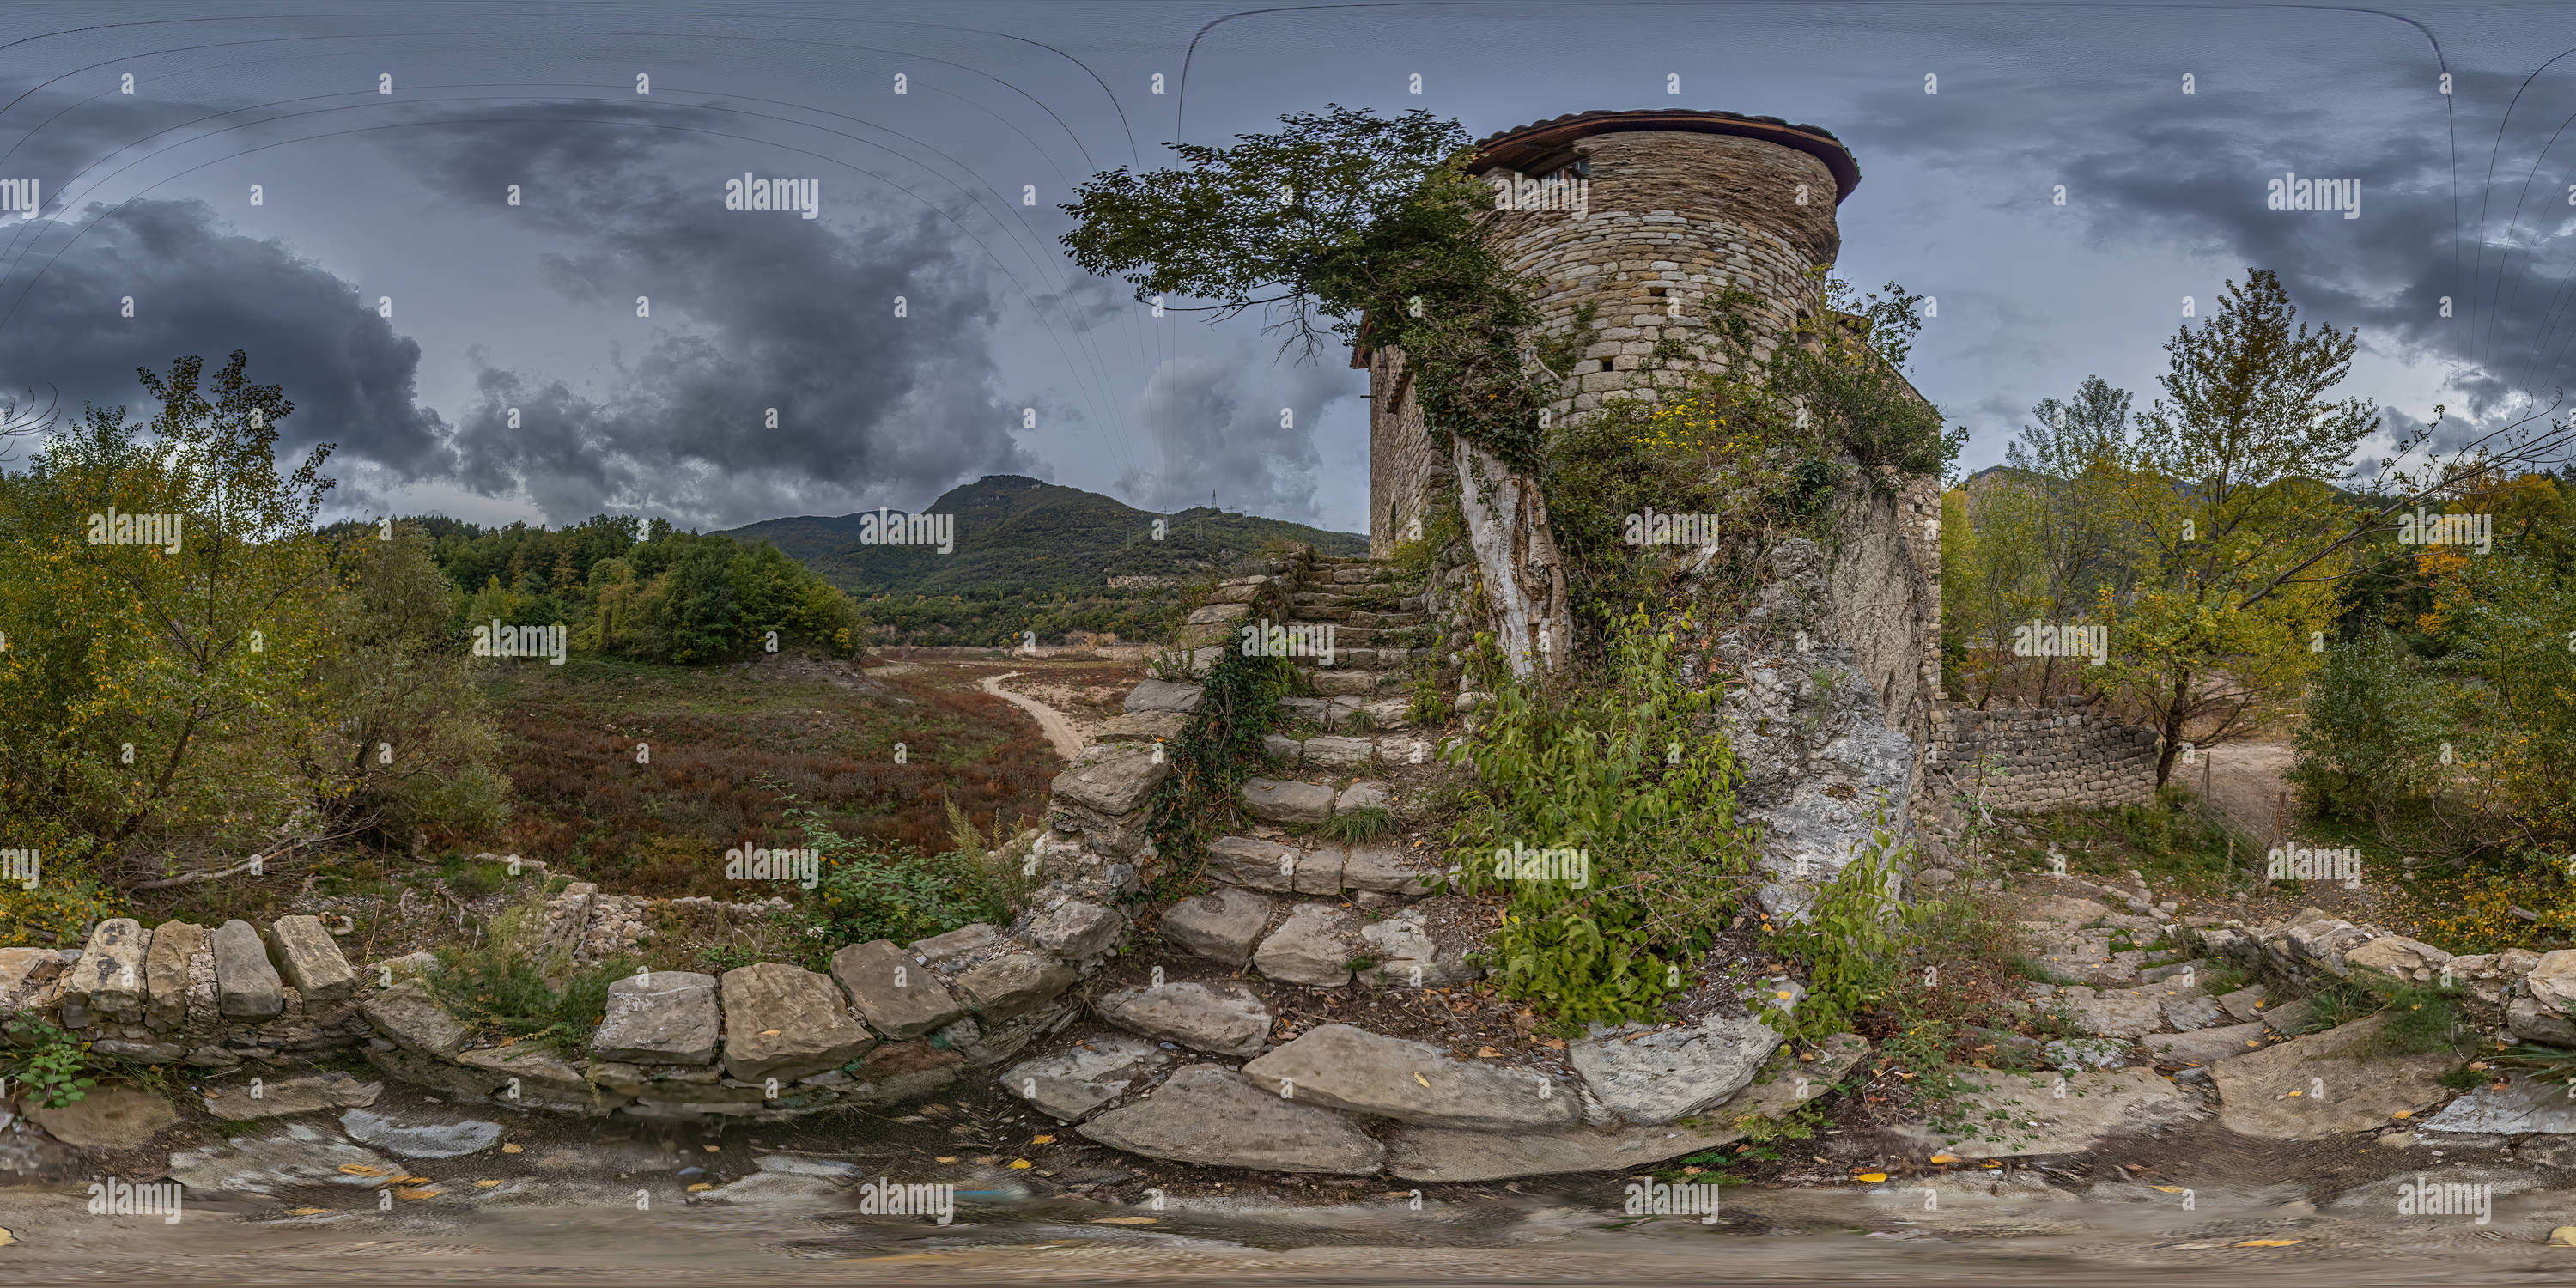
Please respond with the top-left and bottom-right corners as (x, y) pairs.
(394, 101), (1036, 526)
(1845, 64), (2576, 422)
(0, 197), (451, 475)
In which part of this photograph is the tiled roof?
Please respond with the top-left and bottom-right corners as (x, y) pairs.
(1468, 108), (1860, 204)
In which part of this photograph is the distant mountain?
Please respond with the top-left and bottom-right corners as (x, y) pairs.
(721, 475), (1368, 595)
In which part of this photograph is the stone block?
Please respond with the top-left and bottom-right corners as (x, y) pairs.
(1242, 778), (1335, 824)
(1050, 744), (1171, 816)
(143, 920), (205, 1030)
(718, 962), (878, 1082)
(213, 919), (283, 1021)
(1162, 889), (1273, 967)
(592, 970), (720, 1065)
(1028, 900), (1124, 960)
(830, 939), (965, 1041)
(1123, 679), (1205, 714)
(1097, 980), (1273, 1057)
(64, 918), (148, 1017)
(361, 983), (473, 1058)
(954, 951), (1078, 1023)
(267, 915), (356, 1004)
(1244, 1024), (1579, 1130)
(1252, 904), (1358, 987)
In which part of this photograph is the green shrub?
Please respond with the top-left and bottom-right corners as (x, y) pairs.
(3, 1016), (97, 1107)
(1145, 648), (1297, 896)
(1447, 610), (1754, 1028)
(1773, 817), (1906, 1038)
(795, 800), (1008, 949)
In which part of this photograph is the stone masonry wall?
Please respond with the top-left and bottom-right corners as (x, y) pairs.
(1366, 348), (1449, 561)
(1927, 703), (2159, 812)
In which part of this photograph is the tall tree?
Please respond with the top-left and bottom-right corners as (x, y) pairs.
(2104, 271), (2369, 783)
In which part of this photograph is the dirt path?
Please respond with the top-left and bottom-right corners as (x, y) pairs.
(981, 671), (1085, 760)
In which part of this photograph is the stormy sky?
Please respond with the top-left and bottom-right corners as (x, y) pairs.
(0, 1), (2567, 534)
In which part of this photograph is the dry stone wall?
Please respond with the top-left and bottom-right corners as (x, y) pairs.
(1926, 702), (2159, 812)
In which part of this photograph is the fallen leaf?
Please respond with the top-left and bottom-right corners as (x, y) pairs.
(337, 1164), (390, 1176)
(1413, 1072), (1431, 1088)
(762, 1029), (782, 1037)
(394, 1188), (440, 1200)
(1856, 1172), (1888, 1182)
(1093, 1216), (1157, 1225)
(935, 1156), (959, 1164)
(2391, 1109), (2413, 1120)
(1540, 1038), (1566, 1051)
(475, 1180), (502, 1188)
(1030, 1134), (1056, 1145)
(1009, 1159), (1033, 1170)
(283, 1208), (329, 1216)
(687, 1182), (714, 1192)
(2550, 1225), (2576, 1247)
(2236, 1239), (2302, 1247)
(1474, 1047), (1502, 1059)
(2154, 1186), (2184, 1194)
(703, 1145), (720, 1152)
(501, 1144), (523, 1154)
(1928, 1155), (1959, 1164)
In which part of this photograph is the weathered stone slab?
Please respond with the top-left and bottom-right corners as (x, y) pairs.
(2217, 983), (2270, 1024)
(719, 962), (878, 1082)
(2529, 950), (2576, 1016)
(1342, 846), (1435, 896)
(1206, 835), (1298, 892)
(830, 939), (964, 1041)
(1253, 903), (1359, 987)
(1302, 736), (1375, 770)
(1242, 778), (1335, 824)
(910, 922), (1003, 967)
(1243, 1024), (1578, 1130)
(1029, 900), (1124, 960)
(64, 918), (148, 1015)
(1005, 1034), (1169, 1121)
(2346, 935), (2452, 985)
(360, 982), (473, 1058)
(2052, 985), (2164, 1038)
(2420, 1074), (2576, 1134)
(1079, 1064), (1384, 1174)
(212, 919), (283, 1020)
(1123, 679), (1205, 714)
(1390, 1034), (1871, 1182)
(267, 914), (355, 1004)
(143, 920), (205, 1030)
(592, 970), (720, 1065)
(2209, 1014), (2454, 1138)
(167, 1123), (397, 1195)
(338, 1108), (506, 1158)
(954, 951), (1078, 1023)
(2509, 995), (2576, 1045)
(1571, 984), (1801, 1125)
(1358, 909), (1482, 987)
(0, 945), (64, 1007)
(1097, 980), (1273, 1057)
(1262, 733), (1303, 765)
(2143, 1019), (2271, 1066)
(27, 1085), (174, 1149)
(2046, 1036), (2131, 1070)
(1335, 781), (1392, 813)
(1051, 744), (1171, 816)
(1099, 710), (1189, 744)
(1163, 889), (1273, 966)
(2158, 988), (2225, 1031)
(1936, 1068), (2200, 1158)
(202, 1071), (381, 1121)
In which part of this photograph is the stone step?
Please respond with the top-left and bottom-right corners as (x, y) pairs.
(1279, 646), (1419, 671)
(1276, 694), (1416, 732)
(1304, 668), (1393, 697)
(1266, 731), (1446, 771)
(1203, 835), (1432, 901)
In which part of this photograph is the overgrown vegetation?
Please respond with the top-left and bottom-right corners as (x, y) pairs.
(1144, 647), (1297, 900)
(1445, 611), (1756, 1028)
(422, 893), (638, 1054)
(3, 1015), (98, 1107)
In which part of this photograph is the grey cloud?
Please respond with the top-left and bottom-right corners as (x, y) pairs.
(0, 197), (451, 477)
(1118, 349), (1352, 522)
(398, 102), (1036, 526)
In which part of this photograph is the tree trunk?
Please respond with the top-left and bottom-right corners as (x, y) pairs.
(2153, 671), (2190, 786)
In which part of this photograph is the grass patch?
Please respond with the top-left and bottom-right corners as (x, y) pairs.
(1319, 806), (1394, 845)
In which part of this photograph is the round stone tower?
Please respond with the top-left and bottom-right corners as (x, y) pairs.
(1365, 109), (1862, 555)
